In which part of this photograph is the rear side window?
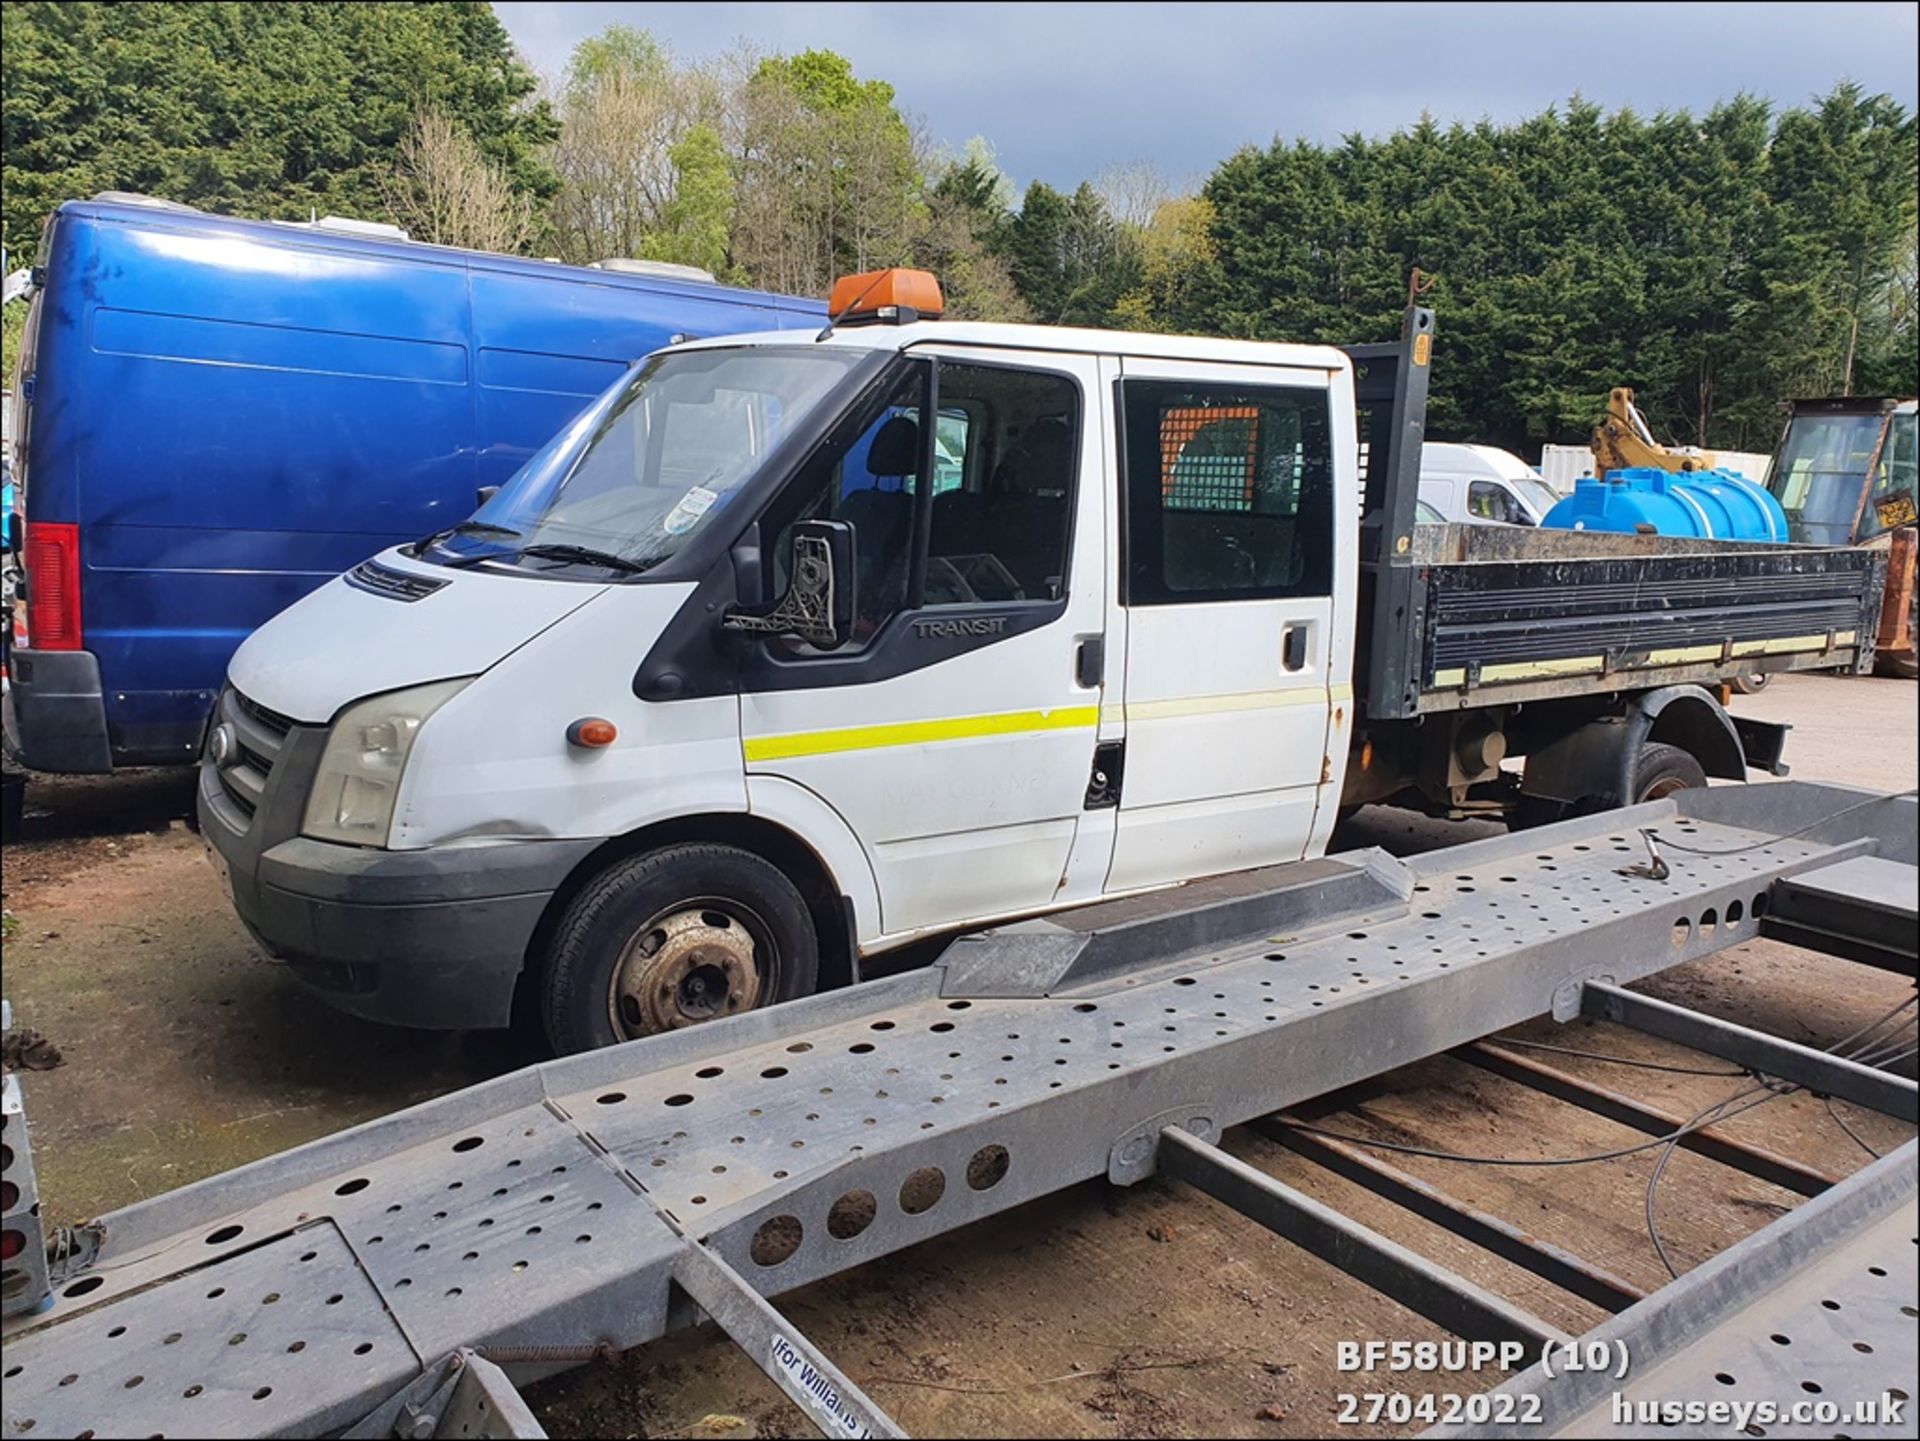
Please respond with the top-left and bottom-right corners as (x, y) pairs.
(1121, 380), (1333, 604)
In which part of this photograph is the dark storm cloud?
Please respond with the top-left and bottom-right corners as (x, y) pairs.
(496, 1), (1919, 189)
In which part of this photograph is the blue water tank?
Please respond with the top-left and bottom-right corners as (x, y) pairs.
(1542, 467), (1790, 542)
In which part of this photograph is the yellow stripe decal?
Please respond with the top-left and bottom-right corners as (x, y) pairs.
(744, 705), (1099, 762)
(1125, 682), (1352, 722)
(1644, 643), (1725, 667)
(1480, 655), (1606, 683)
(1432, 632), (1858, 690)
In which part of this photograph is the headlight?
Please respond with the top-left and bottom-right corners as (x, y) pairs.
(303, 678), (471, 846)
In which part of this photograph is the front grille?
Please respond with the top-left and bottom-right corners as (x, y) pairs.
(345, 559), (448, 602)
(216, 687), (292, 819)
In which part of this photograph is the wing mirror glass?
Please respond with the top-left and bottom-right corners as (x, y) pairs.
(722, 519), (856, 650)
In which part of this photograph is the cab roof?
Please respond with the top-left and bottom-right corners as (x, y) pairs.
(677, 318), (1351, 374)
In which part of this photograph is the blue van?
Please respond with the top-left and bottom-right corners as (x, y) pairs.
(3, 196), (822, 775)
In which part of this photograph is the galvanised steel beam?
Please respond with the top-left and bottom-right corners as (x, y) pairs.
(1454, 1042), (1838, 1199)
(1255, 1115), (1647, 1313)
(1159, 1126), (1567, 1354)
(1579, 983), (1920, 1122)
(1, 781), (1911, 1439)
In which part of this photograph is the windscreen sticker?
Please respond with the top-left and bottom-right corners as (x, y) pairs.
(768, 1332), (878, 1438)
(663, 485), (720, 535)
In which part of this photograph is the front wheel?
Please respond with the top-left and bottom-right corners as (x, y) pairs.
(541, 843), (819, 1054)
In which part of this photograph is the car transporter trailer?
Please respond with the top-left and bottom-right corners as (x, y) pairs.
(2, 778), (1916, 1439)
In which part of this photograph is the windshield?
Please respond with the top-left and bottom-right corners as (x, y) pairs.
(1768, 412), (1887, 545)
(1512, 474), (1560, 519)
(437, 346), (864, 574)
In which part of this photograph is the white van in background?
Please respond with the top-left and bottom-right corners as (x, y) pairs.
(1419, 442), (1560, 525)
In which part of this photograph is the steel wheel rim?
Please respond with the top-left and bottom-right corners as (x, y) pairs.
(1640, 776), (1694, 802)
(608, 897), (782, 1039)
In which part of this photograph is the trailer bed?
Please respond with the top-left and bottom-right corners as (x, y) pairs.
(3, 781), (1913, 1439)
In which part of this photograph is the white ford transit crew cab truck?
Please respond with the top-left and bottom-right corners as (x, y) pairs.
(198, 272), (1883, 1051)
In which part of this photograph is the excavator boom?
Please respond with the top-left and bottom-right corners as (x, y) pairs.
(1590, 386), (1717, 475)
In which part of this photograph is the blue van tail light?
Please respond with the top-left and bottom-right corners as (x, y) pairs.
(25, 521), (83, 650)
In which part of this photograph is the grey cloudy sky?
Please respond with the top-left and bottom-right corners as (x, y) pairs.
(494, 2), (1919, 192)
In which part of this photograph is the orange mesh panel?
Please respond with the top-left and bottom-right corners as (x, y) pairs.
(1160, 406), (1260, 508)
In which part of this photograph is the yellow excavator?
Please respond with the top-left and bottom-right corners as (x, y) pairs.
(1590, 387), (1718, 474)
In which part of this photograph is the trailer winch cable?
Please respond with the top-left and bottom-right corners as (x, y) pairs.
(1488, 1037), (1749, 1077)
(1284, 1008), (1914, 1279)
(1640, 1001), (1915, 1278)
(1645, 787), (1919, 857)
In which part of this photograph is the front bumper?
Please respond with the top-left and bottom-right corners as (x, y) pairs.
(2, 648), (113, 773)
(197, 694), (597, 1030)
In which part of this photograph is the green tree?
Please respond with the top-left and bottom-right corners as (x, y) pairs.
(996, 180), (1136, 325)
(561, 23), (672, 109)
(546, 24), (723, 265)
(1, 1), (558, 265)
(643, 124), (735, 278)
(918, 140), (1027, 320)
(733, 49), (918, 293)
(1195, 86), (1917, 453)
(1112, 196), (1217, 332)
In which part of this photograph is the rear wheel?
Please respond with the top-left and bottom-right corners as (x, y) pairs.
(541, 843), (819, 1054)
(1514, 741), (1707, 828)
(1630, 742), (1708, 803)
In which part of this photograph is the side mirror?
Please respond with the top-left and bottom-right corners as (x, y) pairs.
(722, 519), (857, 650)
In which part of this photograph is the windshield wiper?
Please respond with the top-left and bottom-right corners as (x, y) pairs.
(514, 542), (654, 575)
(413, 518), (522, 550)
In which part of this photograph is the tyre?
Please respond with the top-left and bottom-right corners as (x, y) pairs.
(541, 843), (819, 1054)
(1630, 742), (1708, 803)
(1730, 671), (1769, 695)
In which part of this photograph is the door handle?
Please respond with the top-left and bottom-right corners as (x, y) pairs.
(1075, 635), (1105, 688)
(1282, 624), (1308, 673)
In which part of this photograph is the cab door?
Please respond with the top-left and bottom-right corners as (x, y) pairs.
(1104, 357), (1352, 893)
(739, 349), (1108, 941)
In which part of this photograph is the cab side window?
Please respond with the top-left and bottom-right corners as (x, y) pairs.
(926, 363), (1079, 606)
(1121, 380), (1333, 603)
(761, 359), (1082, 649)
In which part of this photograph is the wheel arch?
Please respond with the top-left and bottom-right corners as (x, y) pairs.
(517, 810), (863, 1024)
(1520, 685), (1746, 809)
(1639, 685), (1746, 782)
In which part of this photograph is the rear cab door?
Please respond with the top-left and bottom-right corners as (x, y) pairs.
(1104, 354), (1357, 892)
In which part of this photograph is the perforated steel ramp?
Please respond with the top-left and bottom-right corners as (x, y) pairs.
(3, 782), (1915, 1439)
(1433, 1145), (1918, 1438)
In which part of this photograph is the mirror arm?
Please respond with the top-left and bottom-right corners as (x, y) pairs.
(721, 534), (840, 647)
